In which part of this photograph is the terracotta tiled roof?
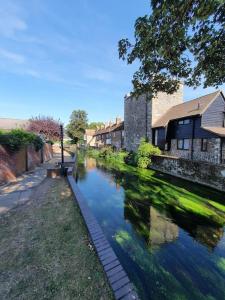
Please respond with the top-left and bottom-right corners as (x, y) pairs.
(202, 127), (225, 137)
(94, 122), (124, 136)
(152, 91), (223, 128)
(0, 118), (29, 130)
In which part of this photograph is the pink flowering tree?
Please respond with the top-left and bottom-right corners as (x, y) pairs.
(28, 116), (61, 141)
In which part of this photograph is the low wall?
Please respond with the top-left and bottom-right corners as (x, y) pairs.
(0, 145), (26, 183)
(27, 145), (42, 170)
(43, 143), (53, 162)
(151, 155), (225, 192)
(0, 143), (53, 184)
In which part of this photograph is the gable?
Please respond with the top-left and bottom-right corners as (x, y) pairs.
(201, 92), (225, 127)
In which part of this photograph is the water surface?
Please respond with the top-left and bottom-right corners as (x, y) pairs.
(75, 157), (225, 300)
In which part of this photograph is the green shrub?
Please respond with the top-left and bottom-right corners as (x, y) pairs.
(86, 148), (100, 158)
(136, 138), (161, 169)
(0, 129), (44, 152)
(124, 151), (137, 166)
(137, 157), (150, 169)
(33, 136), (44, 151)
(99, 146), (113, 158)
(87, 147), (128, 164)
(108, 150), (128, 163)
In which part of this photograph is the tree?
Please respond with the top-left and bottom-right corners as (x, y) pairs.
(118, 0), (225, 95)
(66, 110), (88, 144)
(28, 116), (61, 141)
(87, 122), (104, 130)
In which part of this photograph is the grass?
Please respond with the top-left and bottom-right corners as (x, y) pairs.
(0, 178), (113, 300)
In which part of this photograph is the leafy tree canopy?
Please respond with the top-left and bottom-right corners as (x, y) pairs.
(87, 122), (104, 129)
(118, 0), (225, 95)
(28, 116), (61, 141)
(67, 110), (88, 144)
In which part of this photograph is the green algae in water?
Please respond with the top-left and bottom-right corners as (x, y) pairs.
(76, 156), (225, 300)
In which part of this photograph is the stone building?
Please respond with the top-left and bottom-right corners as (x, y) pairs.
(93, 118), (124, 150)
(124, 85), (183, 151)
(124, 87), (225, 164)
(152, 90), (225, 164)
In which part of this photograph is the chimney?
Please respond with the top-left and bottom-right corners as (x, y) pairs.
(104, 122), (108, 129)
(116, 117), (122, 125)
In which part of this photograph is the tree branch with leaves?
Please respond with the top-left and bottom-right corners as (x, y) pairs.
(118, 0), (225, 95)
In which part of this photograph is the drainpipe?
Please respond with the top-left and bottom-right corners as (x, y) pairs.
(220, 137), (223, 164)
(191, 118), (196, 160)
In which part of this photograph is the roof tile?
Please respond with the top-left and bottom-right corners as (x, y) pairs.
(152, 91), (222, 128)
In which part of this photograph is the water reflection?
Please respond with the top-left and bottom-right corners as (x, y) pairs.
(124, 200), (179, 249)
(76, 157), (225, 300)
(95, 159), (225, 250)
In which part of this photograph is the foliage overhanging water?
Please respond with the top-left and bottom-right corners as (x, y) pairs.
(75, 155), (225, 300)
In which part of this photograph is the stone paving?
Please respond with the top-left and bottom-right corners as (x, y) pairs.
(0, 151), (71, 214)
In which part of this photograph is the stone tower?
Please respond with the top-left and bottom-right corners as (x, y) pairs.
(124, 84), (183, 151)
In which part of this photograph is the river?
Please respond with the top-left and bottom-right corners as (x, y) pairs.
(75, 156), (225, 300)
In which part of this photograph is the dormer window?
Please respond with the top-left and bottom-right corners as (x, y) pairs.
(178, 119), (190, 125)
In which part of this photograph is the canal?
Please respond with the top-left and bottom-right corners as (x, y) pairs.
(75, 156), (225, 300)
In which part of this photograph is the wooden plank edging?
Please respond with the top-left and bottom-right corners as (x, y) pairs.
(67, 167), (139, 300)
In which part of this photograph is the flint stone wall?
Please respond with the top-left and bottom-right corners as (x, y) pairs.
(151, 155), (225, 191)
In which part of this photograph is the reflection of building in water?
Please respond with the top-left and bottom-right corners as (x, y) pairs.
(85, 158), (97, 170)
(148, 207), (178, 248)
(124, 200), (178, 249)
(124, 198), (224, 250)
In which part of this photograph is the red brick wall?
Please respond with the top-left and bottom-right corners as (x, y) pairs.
(0, 143), (53, 184)
(43, 143), (53, 162)
(27, 145), (42, 170)
(0, 145), (26, 183)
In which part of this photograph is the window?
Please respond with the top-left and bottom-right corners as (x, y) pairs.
(155, 129), (158, 146)
(177, 139), (190, 150)
(183, 139), (190, 150)
(201, 138), (208, 152)
(178, 119), (190, 125)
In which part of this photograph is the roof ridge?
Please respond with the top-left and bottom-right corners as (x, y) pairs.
(171, 90), (220, 109)
(0, 117), (28, 121)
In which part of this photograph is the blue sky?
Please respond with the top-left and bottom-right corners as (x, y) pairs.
(0, 0), (224, 125)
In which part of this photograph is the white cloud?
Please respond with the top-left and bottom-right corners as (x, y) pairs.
(0, 48), (25, 64)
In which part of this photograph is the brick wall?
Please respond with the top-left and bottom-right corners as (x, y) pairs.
(0, 143), (53, 184)
(151, 155), (225, 191)
(43, 143), (53, 162)
(0, 145), (26, 183)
